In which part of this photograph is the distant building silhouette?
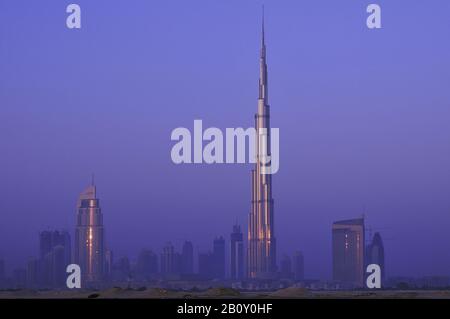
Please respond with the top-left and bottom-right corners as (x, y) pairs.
(75, 182), (105, 285)
(160, 242), (181, 277)
(12, 268), (26, 289)
(26, 257), (39, 289)
(181, 241), (194, 275)
(38, 230), (71, 288)
(230, 224), (244, 280)
(292, 251), (305, 281)
(104, 249), (114, 281)
(198, 252), (214, 280)
(52, 245), (68, 286)
(39, 231), (52, 260)
(280, 255), (293, 279)
(0, 259), (5, 288)
(112, 256), (131, 282)
(366, 232), (385, 282)
(136, 249), (158, 281)
(213, 236), (225, 279)
(332, 218), (365, 288)
(197, 237), (226, 280)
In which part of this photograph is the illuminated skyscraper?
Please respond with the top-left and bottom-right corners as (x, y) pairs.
(74, 182), (105, 284)
(248, 10), (277, 279)
(332, 218), (365, 288)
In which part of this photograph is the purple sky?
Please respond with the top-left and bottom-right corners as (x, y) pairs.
(1, 0), (450, 279)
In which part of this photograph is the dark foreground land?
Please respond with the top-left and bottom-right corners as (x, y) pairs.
(1, 287), (450, 299)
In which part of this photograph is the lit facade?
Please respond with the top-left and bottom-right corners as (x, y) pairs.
(74, 184), (105, 284)
(247, 14), (277, 279)
(332, 218), (365, 287)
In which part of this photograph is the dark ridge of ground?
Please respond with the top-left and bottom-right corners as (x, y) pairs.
(1, 288), (450, 299)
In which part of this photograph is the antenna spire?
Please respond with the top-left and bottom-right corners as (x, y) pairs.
(258, 5), (268, 101)
(261, 5), (265, 47)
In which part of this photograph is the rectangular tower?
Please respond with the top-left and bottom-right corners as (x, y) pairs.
(332, 218), (365, 288)
(230, 224), (244, 280)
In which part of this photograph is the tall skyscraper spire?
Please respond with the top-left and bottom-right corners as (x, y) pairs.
(261, 5), (265, 47)
(75, 181), (105, 285)
(248, 10), (276, 279)
(259, 6), (268, 102)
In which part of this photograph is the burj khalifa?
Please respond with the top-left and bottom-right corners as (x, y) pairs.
(247, 12), (277, 279)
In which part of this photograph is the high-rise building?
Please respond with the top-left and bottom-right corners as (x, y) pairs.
(280, 255), (293, 279)
(230, 224), (244, 280)
(198, 252), (214, 280)
(136, 249), (158, 281)
(41, 250), (53, 287)
(12, 268), (26, 289)
(74, 182), (105, 284)
(197, 237), (226, 280)
(40, 230), (70, 260)
(52, 245), (67, 287)
(26, 257), (39, 289)
(39, 231), (52, 260)
(248, 11), (277, 279)
(0, 259), (5, 288)
(292, 251), (305, 281)
(104, 249), (114, 281)
(53, 231), (72, 266)
(181, 241), (194, 275)
(213, 236), (225, 279)
(38, 230), (71, 288)
(160, 242), (180, 276)
(332, 218), (365, 288)
(366, 232), (385, 282)
(112, 256), (130, 282)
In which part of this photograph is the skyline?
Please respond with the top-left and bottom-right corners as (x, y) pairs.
(1, 0), (450, 280)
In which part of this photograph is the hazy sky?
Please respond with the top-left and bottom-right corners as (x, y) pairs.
(1, 0), (450, 279)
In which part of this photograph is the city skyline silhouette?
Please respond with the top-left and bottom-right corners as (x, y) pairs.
(1, 1), (450, 281)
